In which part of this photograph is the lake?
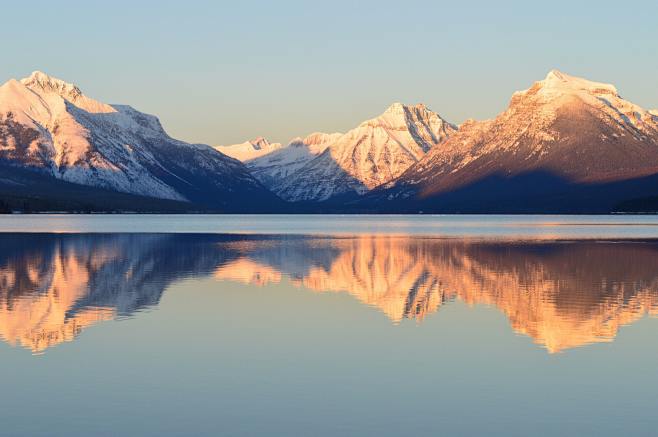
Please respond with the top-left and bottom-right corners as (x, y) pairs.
(1, 215), (658, 436)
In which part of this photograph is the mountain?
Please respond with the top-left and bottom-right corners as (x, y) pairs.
(0, 71), (281, 212)
(363, 70), (658, 213)
(4, 69), (657, 213)
(244, 132), (342, 189)
(214, 136), (283, 161)
(224, 103), (455, 202)
(276, 103), (456, 202)
(0, 163), (195, 212)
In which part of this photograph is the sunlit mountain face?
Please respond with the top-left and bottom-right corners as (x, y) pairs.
(1, 234), (658, 353)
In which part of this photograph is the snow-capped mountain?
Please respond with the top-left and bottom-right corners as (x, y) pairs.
(277, 103), (456, 202)
(367, 70), (658, 212)
(245, 132), (342, 188)
(215, 137), (283, 161)
(3, 69), (657, 213)
(226, 103), (455, 202)
(0, 71), (281, 211)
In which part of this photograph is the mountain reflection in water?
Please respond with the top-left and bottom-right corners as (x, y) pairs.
(1, 234), (657, 353)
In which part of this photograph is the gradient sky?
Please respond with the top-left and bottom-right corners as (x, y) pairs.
(2, 0), (657, 145)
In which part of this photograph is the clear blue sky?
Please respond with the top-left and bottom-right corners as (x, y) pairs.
(2, 0), (657, 145)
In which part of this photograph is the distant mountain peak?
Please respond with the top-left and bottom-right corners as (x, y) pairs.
(361, 102), (450, 132)
(381, 102), (430, 117)
(21, 70), (84, 101)
(16, 70), (116, 116)
(544, 68), (572, 82)
(384, 102), (406, 113)
(534, 69), (619, 97)
(250, 136), (270, 150)
(215, 136), (283, 161)
(385, 102), (427, 112)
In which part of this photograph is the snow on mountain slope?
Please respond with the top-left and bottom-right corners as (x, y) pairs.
(277, 103), (455, 202)
(0, 71), (280, 209)
(215, 137), (283, 161)
(240, 103), (455, 202)
(373, 70), (658, 211)
(244, 132), (341, 187)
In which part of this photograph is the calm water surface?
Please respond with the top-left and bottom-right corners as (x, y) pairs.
(1, 216), (658, 436)
(1, 213), (658, 238)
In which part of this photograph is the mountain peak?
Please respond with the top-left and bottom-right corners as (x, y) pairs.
(538, 69), (618, 96)
(20, 70), (83, 100)
(385, 102), (405, 113)
(366, 103), (435, 128)
(369, 103), (451, 131)
(544, 69), (568, 81)
(384, 102), (427, 114)
(249, 137), (271, 150)
(215, 137), (283, 161)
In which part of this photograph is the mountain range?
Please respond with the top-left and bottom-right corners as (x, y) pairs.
(218, 103), (456, 202)
(360, 70), (658, 213)
(1, 70), (657, 212)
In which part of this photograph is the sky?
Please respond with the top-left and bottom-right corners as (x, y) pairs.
(2, 0), (657, 145)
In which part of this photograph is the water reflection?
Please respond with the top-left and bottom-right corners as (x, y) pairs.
(1, 234), (658, 353)
(0, 234), (237, 352)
